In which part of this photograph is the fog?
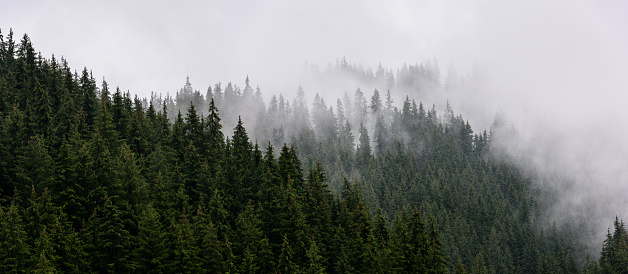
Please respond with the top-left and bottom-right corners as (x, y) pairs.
(3, 0), (628, 253)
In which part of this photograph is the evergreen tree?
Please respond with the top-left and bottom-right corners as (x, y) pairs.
(600, 217), (628, 273)
(234, 203), (272, 273)
(370, 88), (382, 114)
(427, 216), (447, 273)
(277, 234), (300, 274)
(356, 122), (372, 167)
(0, 195), (32, 272)
(86, 197), (135, 273)
(168, 208), (202, 273)
(305, 236), (325, 274)
(304, 162), (333, 253)
(30, 78), (53, 138)
(194, 206), (225, 273)
(206, 98), (224, 160)
(473, 252), (488, 274)
(32, 226), (57, 273)
(133, 204), (168, 273)
(15, 135), (54, 194)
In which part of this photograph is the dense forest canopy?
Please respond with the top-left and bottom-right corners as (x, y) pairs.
(0, 29), (626, 273)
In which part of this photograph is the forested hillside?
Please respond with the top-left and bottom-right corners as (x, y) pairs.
(1, 29), (626, 273)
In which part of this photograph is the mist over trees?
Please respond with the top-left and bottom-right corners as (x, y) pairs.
(1, 29), (626, 273)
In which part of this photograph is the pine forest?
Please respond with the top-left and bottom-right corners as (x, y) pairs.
(0, 29), (626, 273)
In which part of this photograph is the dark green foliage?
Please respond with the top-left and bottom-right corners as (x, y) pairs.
(277, 234), (300, 273)
(0, 194), (31, 272)
(133, 204), (168, 273)
(168, 208), (202, 273)
(15, 135), (54, 194)
(194, 206), (225, 273)
(85, 196), (135, 273)
(596, 218), (628, 274)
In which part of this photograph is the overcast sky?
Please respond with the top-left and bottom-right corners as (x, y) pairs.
(2, 0), (483, 96)
(3, 0), (628, 241)
(3, 1), (626, 107)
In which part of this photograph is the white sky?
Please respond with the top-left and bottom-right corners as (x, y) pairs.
(2, 1), (626, 116)
(1, 0), (480, 96)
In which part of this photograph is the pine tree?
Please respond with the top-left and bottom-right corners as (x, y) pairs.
(600, 217), (628, 273)
(78, 68), (98, 129)
(277, 235), (300, 274)
(305, 236), (325, 274)
(194, 206), (225, 273)
(15, 135), (54, 194)
(370, 88), (382, 114)
(48, 211), (87, 273)
(206, 98), (224, 161)
(374, 114), (387, 156)
(30, 78), (53, 138)
(356, 122), (372, 167)
(133, 204), (168, 273)
(304, 162), (333, 259)
(126, 96), (149, 156)
(168, 208), (202, 273)
(32, 226), (58, 273)
(427, 216), (447, 273)
(353, 88), (367, 127)
(234, 203), (272, 272)
(184, 101), (202, 148)
(407, 209), (428, 273)
(170, 111), (186, 162)
(182, 141), (204, 204)
(472, 252), (488, 274)
(229, 116), (254, 210)
(278, 144), (305, 195)
(454, 258), (468, 274)
(56, 129), (92, 230)
(111, 87), (129, 141)
(0, 195), (32, 272)
(331, 225), (355, 273)
(86, 197), (135, 273)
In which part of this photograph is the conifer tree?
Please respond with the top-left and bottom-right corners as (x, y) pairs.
(356, 122), (372, 167)
(304, 162), (333, 256)
(427, 216), (447, 273)
(78, 68), (98, 128)
(277, 234), (299, 274)
(194, 206), (225, 273)
(86, 197), (135, 273)
(49, 211), (87, 273)
(473, 252), (488, 274)
(305, 236), (325, 274)
(133, 204), (168, 273)
(206, 98), (224, 160)
(0, 195), (32, 272)
(15, 135), (54, 194)
(234, 203), (272, 272)
(454, 258), (468, 274)
(169, 208), (202, 273)
(370, 88), (382, 114)
(31, 78), (53, 138)
(32, 226), (57, 273)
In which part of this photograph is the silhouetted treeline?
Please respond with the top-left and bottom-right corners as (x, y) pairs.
(1, 29), (626, 273)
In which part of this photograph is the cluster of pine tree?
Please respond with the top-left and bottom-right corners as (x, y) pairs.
(1, 29), (627, 273)
(0, 29), (450, 273)
(582, 218), (628, 273)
